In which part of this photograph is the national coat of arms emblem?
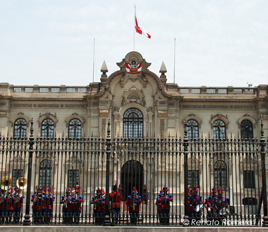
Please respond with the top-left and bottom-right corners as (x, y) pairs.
(126, 60), (142, 74)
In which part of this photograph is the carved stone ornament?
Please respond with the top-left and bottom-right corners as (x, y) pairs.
(120, 73), (148, 88)
(100, 110), (109, 117)
(158, 111), (167, 117)
(121, 85), (146, 107)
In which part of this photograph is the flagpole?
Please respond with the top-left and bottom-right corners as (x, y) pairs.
(173, 38), (176, 83)
(133, 5), (136, 51)
(93, 38), (95, 82)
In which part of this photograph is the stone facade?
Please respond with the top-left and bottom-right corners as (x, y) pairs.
(0, 51), (267, 140)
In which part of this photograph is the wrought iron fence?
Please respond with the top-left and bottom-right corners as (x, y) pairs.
(0, 120), (267, 226)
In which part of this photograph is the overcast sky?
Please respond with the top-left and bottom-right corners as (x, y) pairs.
(0, 0), (267, 87)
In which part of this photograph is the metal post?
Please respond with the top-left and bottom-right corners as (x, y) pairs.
(104, 119), (111, 225)
(183, 122), (189, 224)
(260, 120), (268, 226)
(23, 119), (34, 225)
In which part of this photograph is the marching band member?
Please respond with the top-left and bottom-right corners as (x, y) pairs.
(156, 191), (163, 219)
(61, 187), (72, 223)
(45, 188), (55, 223)
(156, 186), (172, 225)
(73, 185), (83, 224)
(31, 186), (43, 224)
(91, 188), (106, 225)
(187, 186), (203, 218)
(204, 186), (217, 217)
(126, 187), (141, 225)
(41, 186), (47, 221)
(5, 188), (14, 223)
(215, 188), (229, 217)
(109, 183), (123, 223)
(0, 188), (5, 224)
(143, 185), (149, 205)
(13, 186), (24, 223)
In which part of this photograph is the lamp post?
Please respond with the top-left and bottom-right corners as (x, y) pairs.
(183, 122), (189, 224)
(23, 119), (34, 225)
(260, 120), (268, 226)
(104, 119), (111, 225)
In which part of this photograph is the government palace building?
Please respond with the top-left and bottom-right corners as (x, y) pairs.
(0, 51), (268, 220)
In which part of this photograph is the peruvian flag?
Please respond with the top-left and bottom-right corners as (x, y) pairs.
(135, 15), (151, 39)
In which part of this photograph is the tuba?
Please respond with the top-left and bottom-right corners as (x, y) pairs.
(1, 176), (12, 190)
(16, 177), (27, 190)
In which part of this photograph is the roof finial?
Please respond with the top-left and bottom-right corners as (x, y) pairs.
(101, 61), (108, 83)
(159, 61), (167, 84)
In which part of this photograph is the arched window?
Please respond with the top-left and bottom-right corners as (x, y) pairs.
(39, 159), (52, 188)
(123, 108), (143, 138)
(14, 118), (27, 138)
(213, 120), (226, 140)
(186, 119), (199, 140)
(214, 160), (227, 191)
(68, 119), (82, 139)
(241, 120), (253, 139)
(41, 119), (54, 139)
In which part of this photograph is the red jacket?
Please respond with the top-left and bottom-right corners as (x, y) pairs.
(109, 191), (123, 208)
(126, 196), (141, 212)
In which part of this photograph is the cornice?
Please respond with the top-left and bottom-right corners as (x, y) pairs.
(7, 97), (87, 102)
(181, 98), (258, 103)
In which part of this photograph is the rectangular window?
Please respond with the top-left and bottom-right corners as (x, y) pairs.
(180, 89), (189, 93)
(68, 170), (79, 188)
(67, 88), (76, 92)
(14, 88), (22, 92)
(78, 88), (87, 92)
(191, 89), (200, 93)
(244, 170), (255, 188)
(25, 88), (33, 92)
(51, 88), (60, 92)
(188, 170), (199, 188)
(207, 89), (216, 93)
(218, 89), (227, 94)
(40, 88), (49, 92)
(12, 169), (24, 186)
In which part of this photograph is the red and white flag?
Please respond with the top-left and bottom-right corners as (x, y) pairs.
(135, 15), (151, 39)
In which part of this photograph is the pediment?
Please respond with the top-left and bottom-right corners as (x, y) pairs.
(121, 85), (146, 107)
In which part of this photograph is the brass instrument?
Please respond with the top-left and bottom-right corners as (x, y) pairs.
(16, 177), (27, 190)
(14, 195), (22, 204)
(1, 176), (12, 190)
(0, 197), (4, 204)
(132, 192), (137, 211)
(94, 195), (99, 210)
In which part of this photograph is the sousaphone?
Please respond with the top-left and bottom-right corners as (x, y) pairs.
(1, 176), (12, 190)
(16, 177), (27, 190)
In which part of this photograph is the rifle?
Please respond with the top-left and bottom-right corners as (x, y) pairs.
(132, 192), (137, 211)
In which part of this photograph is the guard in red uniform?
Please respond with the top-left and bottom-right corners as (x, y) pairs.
(45, 188), (55, 223)
(188, 186), (203, 218)
(155, 190), (163, 218)
(13, 186), (24, 223)
(6, 188), (14, 224)
(160, 186), (173, 225)
(73, 185), (83, 224)
(126, 187), (141, 225)
(204, 186), (217, 217)
(0, 188), (6, 224)
(91, 188), (106, 225)
(31, 186), (43, 224)
(109, 183), (123, 224)
(143, 185), (149, 205)
(215, 188), (229, 216)
(60, 187), (73, 224)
